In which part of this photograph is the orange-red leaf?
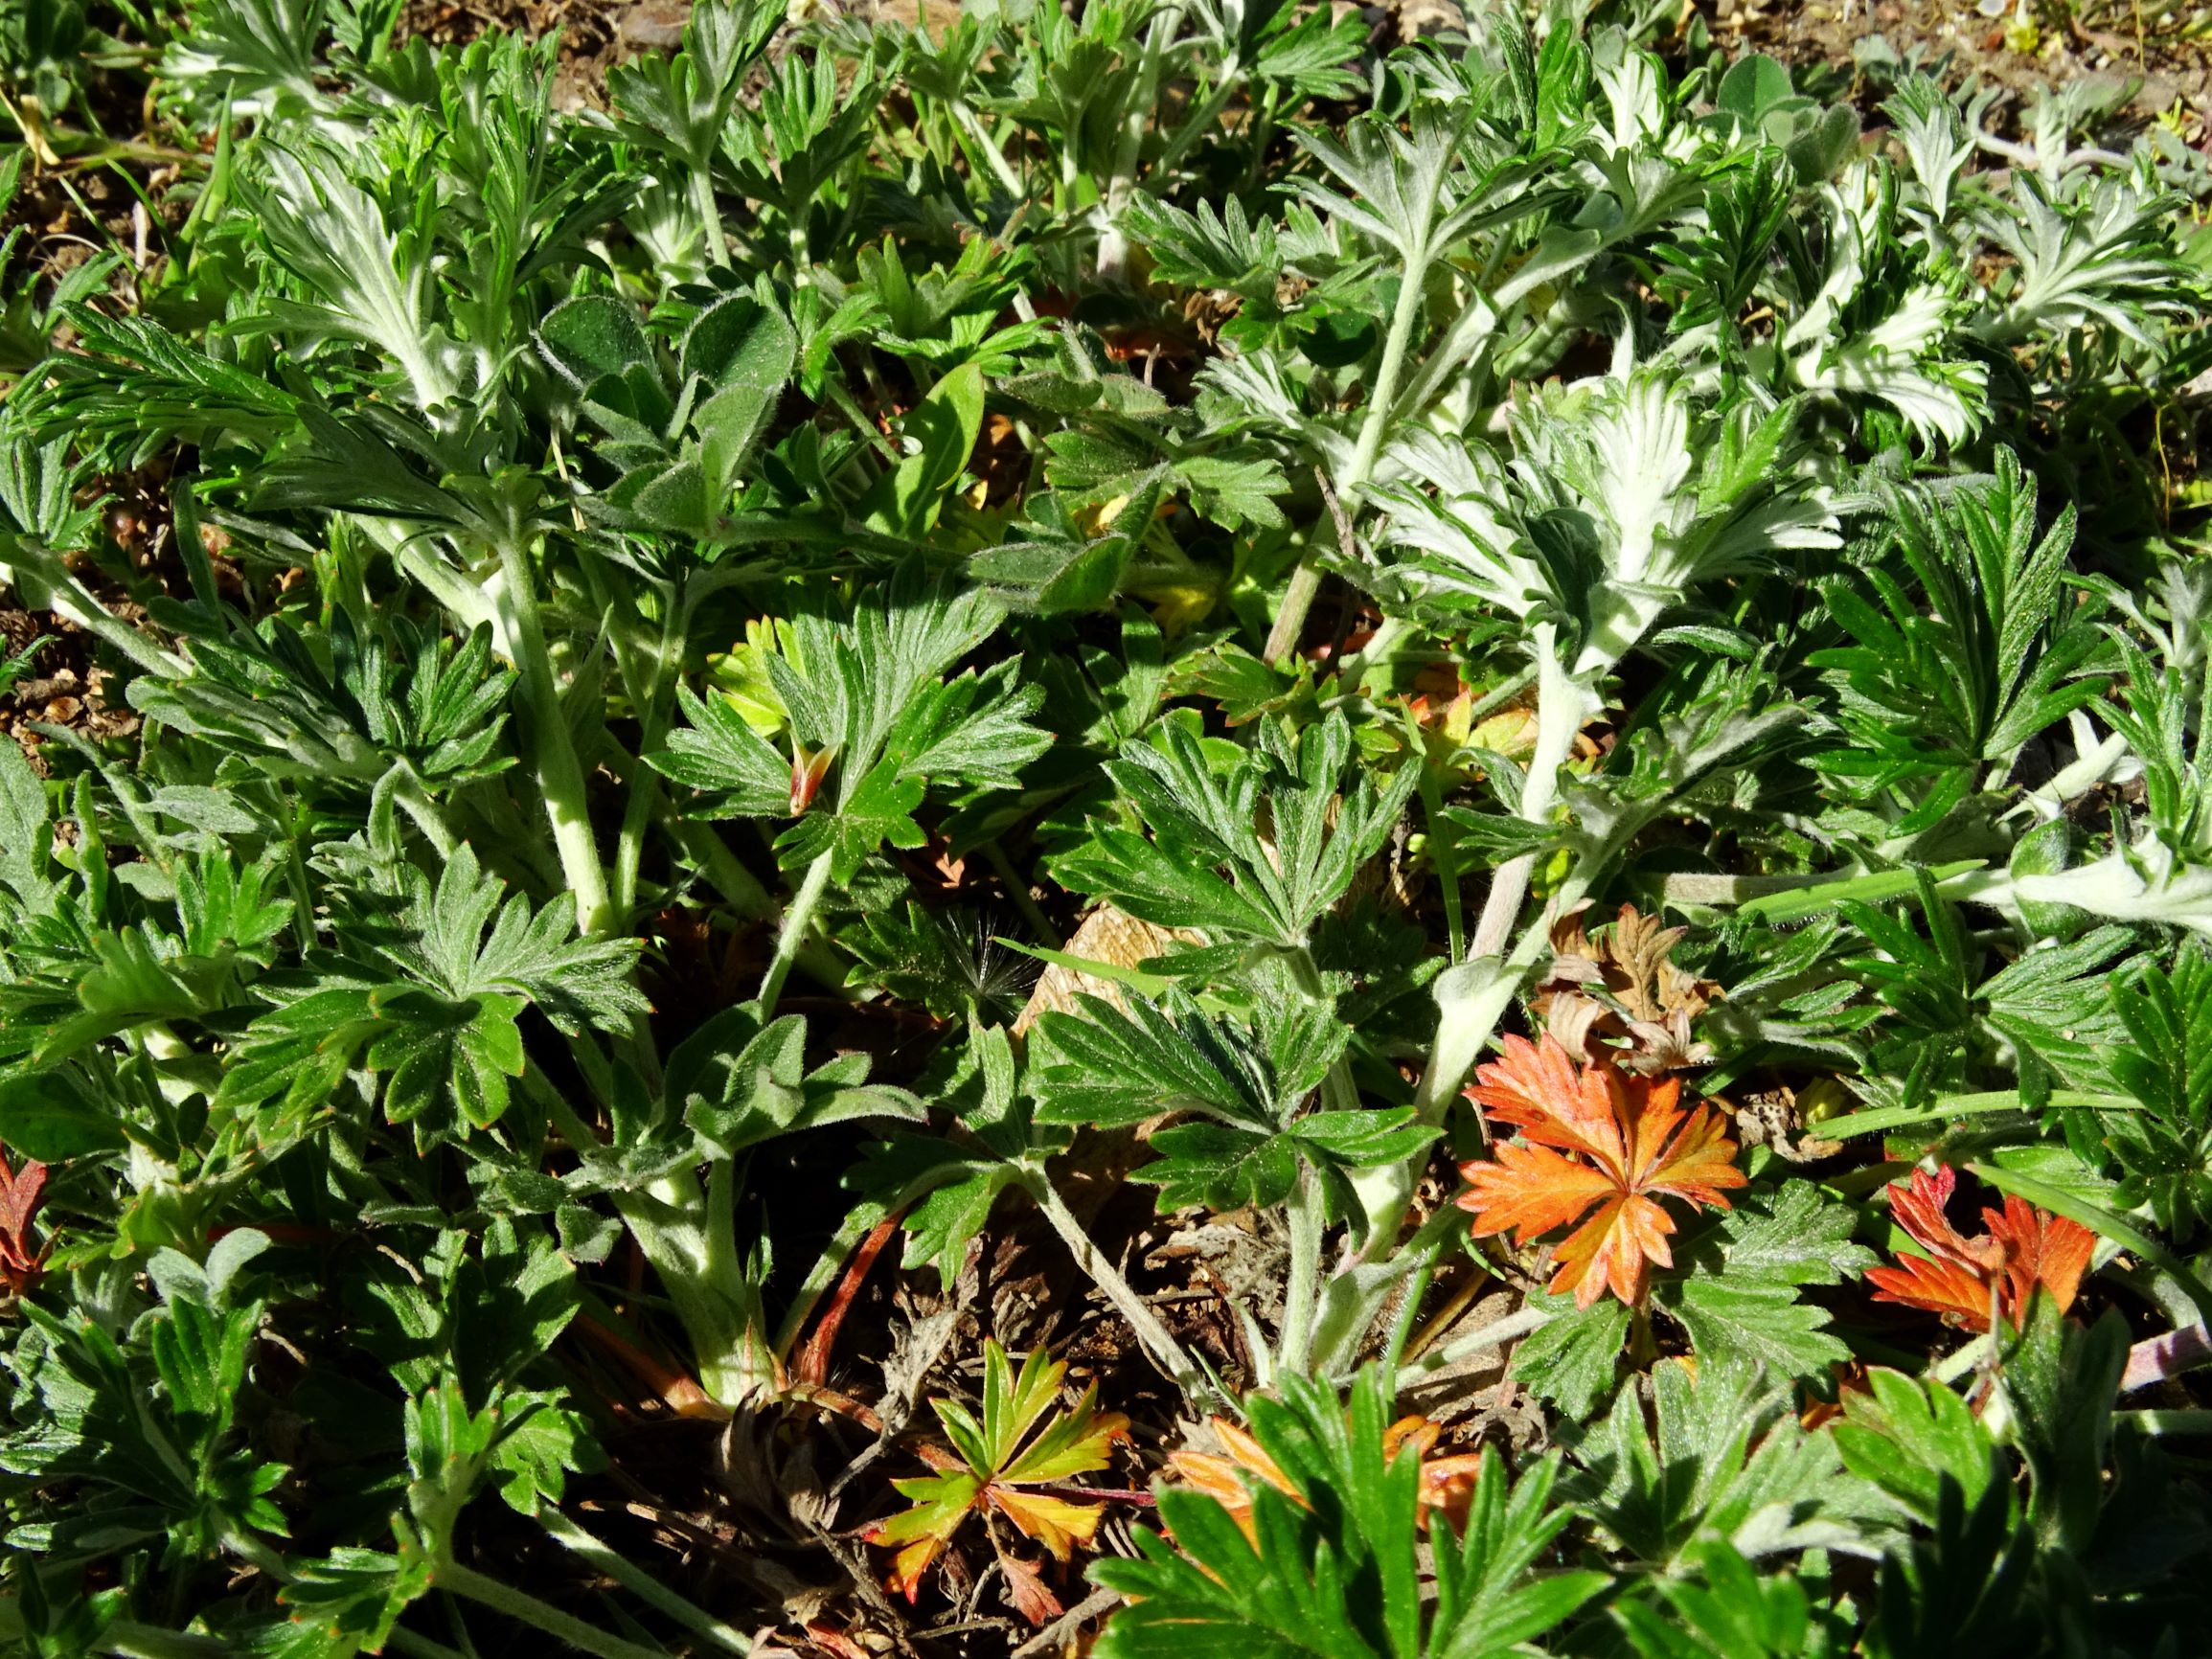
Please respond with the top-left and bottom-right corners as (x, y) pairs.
(1627, 1090), (1750, 1214)
(1867, 1167), (2097, 1332)
(1419, 1452), (1490, 1534)
(884, 1534), (946, 1602)
(1863, 1250), (1999, 1329)
(998, 1554), (1065, 1625)
(1458, 1142), (1620, 1242)
(1886, 1165), (2004, 1276)
(1549, 1191), (1677, 1307)
(1456, 1034), (1745, 1308)
(0, 1146), (49, 1296)
(1465, 1033), (1627, 1165)
(1988, 1193), (2095, 1315)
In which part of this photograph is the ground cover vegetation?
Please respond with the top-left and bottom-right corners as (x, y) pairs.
(5, 0), (2212, 1652)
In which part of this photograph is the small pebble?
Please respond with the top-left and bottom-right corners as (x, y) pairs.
(619, 2), (689, 48)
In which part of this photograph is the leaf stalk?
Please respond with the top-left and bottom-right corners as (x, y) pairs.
(1264, 207), (1438, 666)
(758, 851), (835, 1013)
(1025, 1171), (1213, 1404)
(492, 534), (614, 937)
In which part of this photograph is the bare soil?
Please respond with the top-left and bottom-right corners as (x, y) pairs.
(1713, 0), (2212, 136)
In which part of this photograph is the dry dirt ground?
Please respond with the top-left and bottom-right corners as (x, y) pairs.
(391, 0), (2212, 122)
(1722, 0), (2212, 128)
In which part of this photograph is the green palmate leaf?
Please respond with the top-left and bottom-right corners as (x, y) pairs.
(536, 293), (654, 389)
(854, 1022), (1060, 1282)
(638, 290), (799, 534)
(1562, 1358), (1887, 1567)
(1506, 1292), (1630, 1420)
(1137, 1107), (1435, 1213)
(1830, 866), (2141, 1098)
(445, 1217), (584, 1404)
(1033, 989), (1428, 1217)
(1664, 1278), (1851, 1382)
(1683, 1182), (1875, 1287)
(652, 685), (792, 814)
(1176, 453), (1289, 532)
(1054, 711), (1417, 949)
(889, 659), (1056, 790)
(7, 1239), (289, 1564)
(1434, 807), (1563, 870)
(273, 1546), (435, 1659)
(1811, 449), (2102, 833)
(1614, 1539), (1845, 1659)
(365, 845), (647, 1032)
(650, 570), (1051, 878)
(667, 1002), (923, 1156)
(216, 846), (645, 1144)
(1429, 1457), (1613, 1658)
(1834, 1368), (2000, 1528)
(1995, 1293), (2129, 1554)
(1033, 990), (1274, 1128)
(776, 761), (928, 883)
(1050, 817), (1283, 943)
(605, 0), (776, 175)
(1137, 1119), (1303, 1212)
(0, 735), (54, 913)
(1978, 924), (2140, 1087)
(485, 1392), (598, 1515)
(1285, 1107), (1436, 1171)
(1655, 1183), (1874, 1380)
(970, 527), (1138, 617)
(366, 986), (528, 1131)
(115, 593), (516, 786)
(398, 1372), (595, 1559)
(971, 473), (1167, 617)
(1122, 194), (1283, 296)
(0, 1067), (128, 1162)
(893, 1152), (1024, 1280)
(2102, 943), (2212, 1239)
(1861, 1457), (2040, 1657)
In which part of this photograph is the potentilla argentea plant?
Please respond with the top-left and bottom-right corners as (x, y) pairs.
(5, 0), (2212, 1652)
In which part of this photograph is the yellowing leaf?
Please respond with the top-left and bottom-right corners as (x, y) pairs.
(863, 1340), (1128, 1618)
(1469, 703), (1539, 758)
(989, 1489), (1106, 1560)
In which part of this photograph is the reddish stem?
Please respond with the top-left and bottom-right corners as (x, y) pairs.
(783, 1382), (886, 1433)
(797, 1213), (903, 1387)
(1034, 1482), (1156, 1507)
(574, 1311), (732, 1421)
